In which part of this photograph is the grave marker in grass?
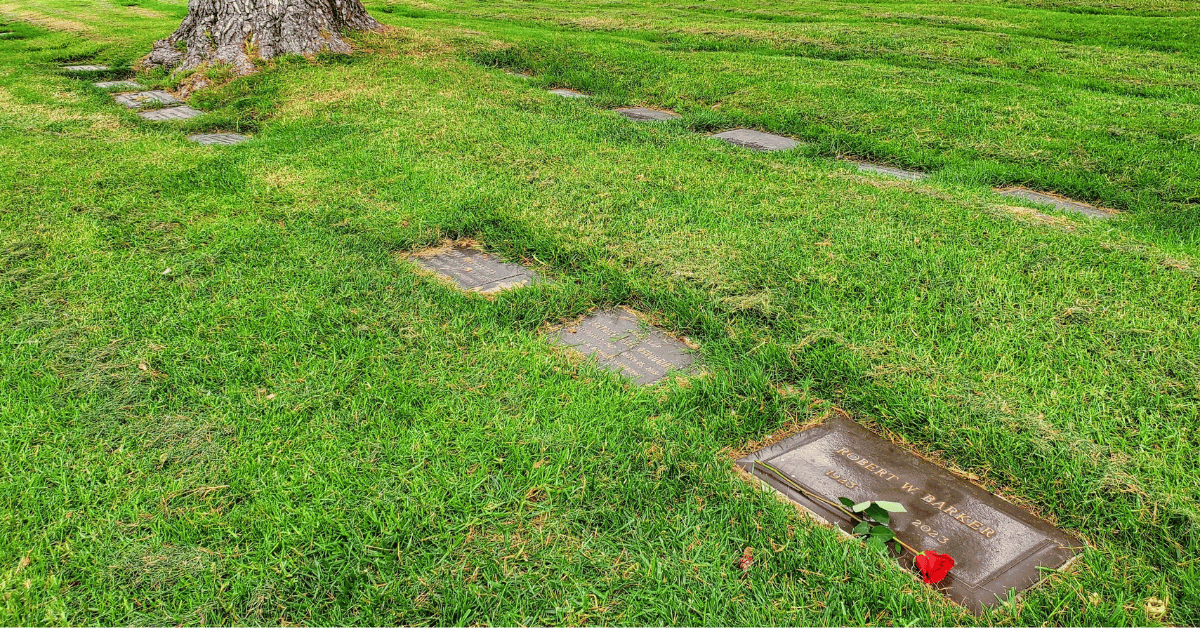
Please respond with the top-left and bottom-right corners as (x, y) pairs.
(549, 88), (588, 98)
(553, 308), (696, 386)
(616, 107), (681, 121)
(738, 415), (1083, 614)
(114, 90), (180, 109)
(138, 105), (204, 121)
(855, 161), (927, 181)
(188, 133), (250, 145)
(711, 129), (797, 152)
(411, 246), (541, 294)
(998, 187), (1115, 219)
(94, 80), (141, 90)
(62, 64), (110, 72)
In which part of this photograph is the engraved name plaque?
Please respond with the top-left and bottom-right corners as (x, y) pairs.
(738, 416), (1082, 613)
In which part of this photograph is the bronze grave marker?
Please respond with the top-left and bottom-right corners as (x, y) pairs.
(554, 309), (695, 385)
(412, 246), (541, 294)
(738, 416), (1082, 613)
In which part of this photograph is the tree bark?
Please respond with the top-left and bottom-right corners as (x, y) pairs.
(143, 0), (381, 77)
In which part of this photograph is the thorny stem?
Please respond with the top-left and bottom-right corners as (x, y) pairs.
(758, 461), (922, 556)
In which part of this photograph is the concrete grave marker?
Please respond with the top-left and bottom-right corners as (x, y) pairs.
(712, 129), (797, 152)
(412, 246), (541, 294)
(555, 309), (696, 386)
(188, 133), (250, 146)
(114, 90), (179, 109)
(738, 416), (1083, 613)
(62, 64), (110, 72)
(997, 187), (1114, 219)
(616, 107), (681, 121)
(549, 88), (589, 98)
(855, 161), (927, 181)
(94, 80), (141, 89)
(138, 105), (204, 121)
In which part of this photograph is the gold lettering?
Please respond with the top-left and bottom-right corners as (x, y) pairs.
(929, 501), (946, 510)
(874, 468), (890, 478)
(954, 512), (972, 524)
(856, 459), (870, 468)
(902, 482), (921, 494)
(981, 527), (996, 538)
(969, 521), (982, 530)
(865, 463), (879, 472)
(885, 474), (898, 482)
(921, 494), (937, 504)
(943, 507), (959, 516)
(847, 454), (860, 461)
(836, 448), (850, 455)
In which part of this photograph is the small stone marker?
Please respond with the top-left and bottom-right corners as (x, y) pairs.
(62, 64), (110, 72)
(616, 107), (681, 121)
(711, 129), (797, 152)
(114, 90), (179, 109)
(188, 133), (250, 145)
(997, 187), (1114, 219)
(738, 416), (1082, 613)
(856, 161), (927, 181)
(94, 80), (141, 89)
(555, 309), (695, 385)
(412, 246), (540, 294)
(549, 88), (588, 98)
(137, 105), (204, 121)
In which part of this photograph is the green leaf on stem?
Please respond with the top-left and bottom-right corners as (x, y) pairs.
(853, 522), (871, 535)
(870, 526), (894, 543)
(865, 503), (890, 525)
(875, 501), (906, 513)
(839, 497), (855, 509)
(852, 501), (872, 512)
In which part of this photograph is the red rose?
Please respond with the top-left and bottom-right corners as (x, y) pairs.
(915, 550), (955, 584)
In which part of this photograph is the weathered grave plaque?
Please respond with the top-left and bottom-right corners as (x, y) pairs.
(856, 161), (927, 181)
(549, 88), (589, 98)
(138, 105), (204, 121)
(998, 187), (1114, 219)
(188, 133), (250, 146)
(738, 416), (1082, 613)
(94, 80), (141, 89)
(711, 128), (797, 152)
(554, 309), (695, 385)
(62, 64), (109, 71)
(114, 90), (179, 109)
(412, 246), (540, 294)
(616, 107), (681, 121)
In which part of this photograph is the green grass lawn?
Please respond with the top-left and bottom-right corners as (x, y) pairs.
(1, 0), (1198, 624)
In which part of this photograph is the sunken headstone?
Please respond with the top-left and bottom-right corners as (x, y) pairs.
(114, 90), (179, 109)
(616, 107), (681, 121)
(549, 88), (589, 98)
(138, 105), (204, 121)
(997, 187), (1114, 219)
(62, 64), (110, 72)
(94, 80), (141, 90)
(188, 133), (250, 146)
(555, 309), (696, 386)
(738, 415), (1082, 613)
(412, 246), (541, 294)
(855, 161), (927, 181)
(711, 129), (797, 152)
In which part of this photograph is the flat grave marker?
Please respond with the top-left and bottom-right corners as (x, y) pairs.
(94, 80), (141, 90)
(738, 415), (1083, 613)
(62, 64), (109, 72)
(412, 246), (541, 294)
(711, 128), (797, 152)
(554, 309), (695, 386)
(114, 90), (179, 109)
(138, 105), (204, 121)
(549, 88), (589, 98)
(188, 133), (250, 146)
(616, 107), (681, 121)
(855, 161), (927, 181)
(997, 187), (1114, 219)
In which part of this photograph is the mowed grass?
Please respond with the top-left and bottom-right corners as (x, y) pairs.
(0, 0), (1198, 625)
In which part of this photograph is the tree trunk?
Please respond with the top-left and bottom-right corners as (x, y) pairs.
(143, 0), (381, 78)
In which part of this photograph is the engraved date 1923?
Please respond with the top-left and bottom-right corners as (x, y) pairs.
(911, 519), (950, 545)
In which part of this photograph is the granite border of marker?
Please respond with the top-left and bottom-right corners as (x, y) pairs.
(552, 308), (697, 386)
(711, 128), (797, 152)
(616, 107), (681, 121)
(410, 245), (542, 294)
(997, 187), (1115, 219)
(854, 161), (927, 181)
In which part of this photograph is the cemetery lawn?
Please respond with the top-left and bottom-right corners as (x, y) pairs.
(1, 0), (1198, 624)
